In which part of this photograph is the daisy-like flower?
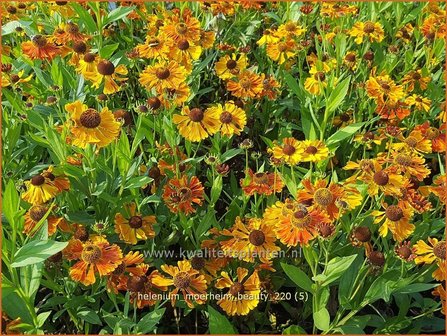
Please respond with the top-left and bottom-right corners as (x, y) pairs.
(297, 178), (361, 220)
(414, 121), (446, 153)
(357, 160), (405, 197)
(52, 22), (89, 44)
(405, 94), (431, 112)
(65, 101), (121, 148)
(220, 217), (279, 263)
(401, 69), (431, 92)
(22, 174), (59, 205)
(170, 39), (202, 68)
(189, 254), (228, 284)
(173, 106), (219, 142)
(158, 82), (191, 108)
(266, 39), (297, 64)
(394, 241), (416, 262)
(304, 66), (328, 95)
(349, 21), (385, 44)
(420, 174), (446, 204)
(198, 29), (215, 49)
(414, 238), (446, 281)
(395, 23), (414, 43)
(152, 260), (207, 308)
(135, 36), (171, 59)
(300, 140), (329, 162)
(276, 21), (305, 39)
(381, 150), (430, 181)
(215, 53), (248, 80)
(215, 267), (260, 316)
(41, 165), (70, 192)
(206, 102), (247, 137)
(139, 60), (187, 91)
(270, 201), (330, 247)
(76, 52), (99, 81)
(240, 169), (284, 196)
(21, 35), (60, 60)
(91, 59), (128, 95)
(320, 2), (358, 18)
(161, 9), (201, 43)
(432, 284), (446, 315)
(392, 130), (432, 154)
(227, 70), (263, 99)
(268, 137), (302, 165)
(343, 51), (359, 71)
(372, 203), (414, 241)
(63, 236), (123, 286)
(260, 75), (280, 100)
(114, 203), (156, 245)
(128, 267), (168, 308)
(375, 101), (410, 120)
(365, 72), (405, 104)
(257, 28), (280, 46)
(24, 204), (70, 236)
(1, 68), (33, 88)
(106, 251), (145, 294)
(162, 175), (204, 214)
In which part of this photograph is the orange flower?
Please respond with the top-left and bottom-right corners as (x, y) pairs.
(162, 175), (204, 214)
(24, 204), (70, 236)
(240, 169), (284, 196)
(414, 121), (446, 153)
(21, 35), (60, 60)
(227, 71), (263, 99)
(114, 203), (156, 245)
(64, 236), (123, 286)
(106, 251), (145, 294)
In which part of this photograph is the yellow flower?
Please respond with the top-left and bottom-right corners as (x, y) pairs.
(349, 21), (385, 44)
(22, 174), (59, 205)
(268, 137), (303, 165)
(227, 71), (264, 99)
(304, 66), (327, 95)
(206, 102), (247, 137)
(76, 52), (99, 81)
(405, 94), (431, 112)
(372, 203), (414, 241)
(173, 106), (220, 142)
(139, 61), (187, 91)
(215, 268), (260, 316)
(92, 60), (128, 95)
(114, 203), (156, 245)
(300, 140), (329, 162)
(414, 238), (446, 281)
(365, 73), (405, 104)
(266, 39), (297, 64)
(136, 35), (171, 59)
(215, 53), (247, 80)
(276, 21), (305, 39)
(65, 101), (121, 148)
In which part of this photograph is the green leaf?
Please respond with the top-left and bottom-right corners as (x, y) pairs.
(78, 309), (102, 325)
(221, 148), (242, 162)
(326, 77), (350, 114)
(103, 6), (135, 26)
(313, 308), (330, 331)
(12, 240), (68, 268)
(3, 179), (19, 229)
(283, 325), (307, 334)
(394, 283), (439, 294)
(99, 43), (119, 59)
(281, 263), (314, 294)
(124, 176), (153, 189)
(136, 308), (165, 333)
(313, 255), (357, 286)
(363, 270), (401, 304)
(208, 305), (237, 334)
(326, 122), (366, 146)
(338, 254), (363, 308)
(71, 3), (97, 33)
(283, 72), (303, 101)
(210, 175), (223, 205)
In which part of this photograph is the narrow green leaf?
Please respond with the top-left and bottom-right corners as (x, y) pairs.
(12, 240), (68, 268)
(208, 305), (236, 334)
(281, 263), (314, 294)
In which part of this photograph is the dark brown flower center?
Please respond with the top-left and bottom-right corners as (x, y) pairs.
(345, 53), (356, 62)
(173, 271), (191, 289)
(278, 43), (288, 52)
(362, 131), (375, 141)
(73, 41), (87, 54)
(74, 226), (89, 242)
(129, 215), (143, 229)
(83, 53), (96, 63)
(380, 82), (391, 91)
(176, 23), (188, 35)
(191, 256), (206, 270)
(318, 223), (334, 238)
(397, 246), (412, 259)
(177, 39), (190, 50)
(363, 51), (374, 61)
(412, 72), (421, 80)
(226, 59), (237, 69)
(314, 72), (326, 81)
(188, 108), (204, 122)
(314, 188), (333, 206)
(239, 78), (252, 89)
(305, 146), (318, 154)
(127, 275), (147, 292)
(66, 22), (79, 34)
(156, 68), (170, 80)
(80, 109), (101, 128)
(353, 226), (371, 242)
(385, 205), (404, 221)
(147, 97), (161, 110)
(363, 22), (375, 34)
(220, 111), (233, 124)
(373, 171), (389, 186)
(359, 159), (374, 171)
(112, 262), (126, 275)
(97, 60), (115, 76)
(32, 35), (47, 48)
(81, 245), (102, 264)
(253, 172), (269, 184)
(368, 251), (385, 266)
(29, 205), (48, 222)
(282, 144), (296, 155)
(31, 174), (45, 186)
(249, 229), (265, 246)
(229, 282), (244, 296)
(433, 241), (446, 260)
(426, 127), (440, 140)
(7, 6), (17, 14)
(292, 211), (311, 228)
(340, 113), (350, 122)
(10, 74), (20, 83)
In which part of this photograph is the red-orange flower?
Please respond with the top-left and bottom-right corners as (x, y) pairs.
(163, 175), (204, 214)
(21, 35), (60, 60)
(240, 169), (284, 196)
